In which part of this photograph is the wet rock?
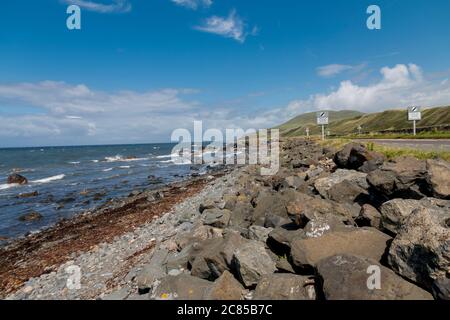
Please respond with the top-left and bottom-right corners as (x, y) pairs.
(7, 173), (28, 185)
(16, 191), (39, 198)
(136, 248), (169, 292)
(426, 159), (450, 199)
(388, 207), (450, 290)
(202, 209), (231, 228)
(254, 274), (316, 300)
(18, 211), (43, 222)
(367, 157), (428, 199)
(356, 204), (382, 228)
(232, 240), (277, 287)
(317, 254), (433, 300)
(204, 271), (245, 300)
(150, 274), (213, 300)
(291, 228), (391, 269)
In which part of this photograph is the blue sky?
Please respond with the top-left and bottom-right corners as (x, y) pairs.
(0, 0), (450, 147)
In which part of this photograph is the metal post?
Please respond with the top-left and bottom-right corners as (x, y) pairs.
(321, 125), (325, 140)
(413, 120), (416, 136)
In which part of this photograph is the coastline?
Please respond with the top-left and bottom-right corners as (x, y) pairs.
(0, 167), (234, 298)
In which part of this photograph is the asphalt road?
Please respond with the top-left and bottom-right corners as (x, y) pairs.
(356, 139), (450, 152)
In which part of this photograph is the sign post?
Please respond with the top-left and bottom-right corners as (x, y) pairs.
(407, 107), (421, 136)
(317, 111), (329, 140)
(357, 125), (362, 135)
(305, 127), (310, 138)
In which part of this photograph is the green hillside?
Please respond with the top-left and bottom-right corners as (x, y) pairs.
(278, 106), (450, 137)
(277, 110), (364, 136)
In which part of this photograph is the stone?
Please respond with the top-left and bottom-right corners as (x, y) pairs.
(264, 214), (291, 228)
(102, 287), (129, 300)
(367, 157), (428, 199)
(136, 248), (169, 292)
(202, 209), (231, 228)
(190, 232), (246, 280)
(291, 228), (391, 268)
(388, 207), (450, 290)
(7, 173), (28, 185)
(380, 198), (449, 234)
(199, 200), (217, 213)
(253, 274), (316, 300)
(232, 240), (277, 287)
(175, 223), (223, 250)
(432, 277), (450, 300)
(247, 225), (273, 242)
(317, 254), (433, 300)
(18, 211), (43, 222)
(150, 274), (213, 300)
(282, 175), (304, 190)
(334, 143), (384, 172)
(426, 159), (450, 199)
(252, 191), (289, 226)
(267, 227), (304, 254)
(17, 191), (38, 198)
(314, 169), (369, 199)
(204, 271), (245, 300)
(356, 204), (382, 229)
(303, 215), (352, 238)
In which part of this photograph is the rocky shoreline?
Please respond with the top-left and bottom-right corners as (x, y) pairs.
(3, 138), (450, 300)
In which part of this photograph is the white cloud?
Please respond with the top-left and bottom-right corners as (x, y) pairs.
(1, 64), (449, 146)
(194, 9), (256, 43)
(284, 64), (450, 116)
(171, 0), (212, 10)
(317, 63), (367, 78)
(62, 0), (131, 13)
(317, 64), (353, 77)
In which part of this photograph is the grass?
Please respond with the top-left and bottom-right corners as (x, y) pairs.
(318, 138), (450, 162)
(278, 106), (450, 137)
(342, 130), (450, 140)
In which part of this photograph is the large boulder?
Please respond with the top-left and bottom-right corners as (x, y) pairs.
(291, 228), (391, 269)
(202, 209), (231, 228)
(334, 143), (384, 172)
(253, 274), (316, 300)
(367, 157), (428, 199)
(252, 191), (289, 226)
(136, 248), (169, 292)
(432, 277), (450, 300)
(317, 254), (433, 300)
(203, 271), (246, 300)
(232, 240), (277, 287)
(356, 204), (382, 229)
(18, 211), (43, 222)
(314, 169), (369, 199)
(150, 274), (213, 300)
(426, 159), (450, 199)
(286, 193), (356, 227)
(7, 173), (28, 185)
(380, 198), (450, 234)
(190, 232), (246, 280)
(388, 207), (450, 291)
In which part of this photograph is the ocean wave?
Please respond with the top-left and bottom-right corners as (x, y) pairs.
(105, 155), (149, 162)
(91, 160), (99, 163)
(68, 161), (80, 165)
(119, 165), (131, 169)
(102, 168), (113, 172)
(0, 183), (19, 191)
(31, 174), (65, 184)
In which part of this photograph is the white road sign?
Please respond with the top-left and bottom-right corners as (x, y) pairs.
(408, 106), (421, 121)
(317, 111), (329, 125)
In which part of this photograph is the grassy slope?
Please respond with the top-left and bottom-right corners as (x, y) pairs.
(279, 106), (450, 137)
(277, 110), (364, 136)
